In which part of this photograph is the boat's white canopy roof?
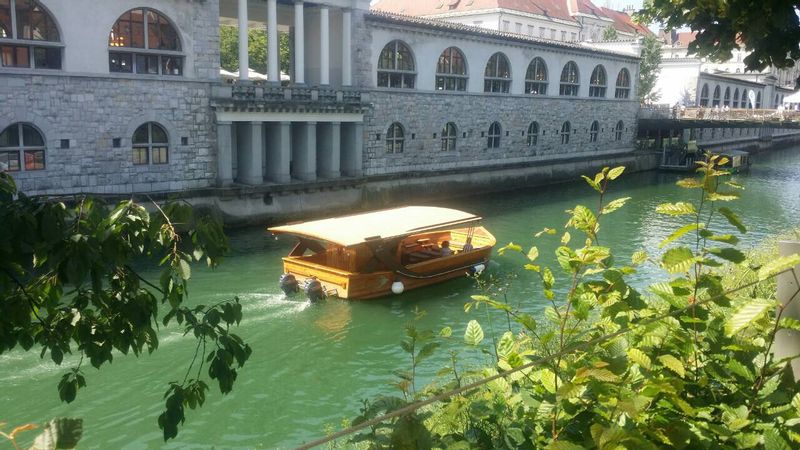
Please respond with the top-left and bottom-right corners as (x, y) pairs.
(269, 206), (481, 247)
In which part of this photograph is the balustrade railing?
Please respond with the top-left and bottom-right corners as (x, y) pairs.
(643, 105), (800, 122)
(214, 83), (364, 104)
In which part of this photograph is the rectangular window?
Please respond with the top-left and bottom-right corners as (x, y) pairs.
(515, 23), (522, 33)
(502, 21), (510, 32)
(151, 146), (168, 164)
(528, 25), (534, 35)
(23, 149), (44, 170)
(0, 150), (20, 171)
(571, 33), (577, 41)
(561, 31), (566, 41)
(132, 147), (148, 165)
(1, 45), (29, 67)
(33, 47), (61, 69)
(109, 52), (133, 72)
(161, 56), (182, 76)
(539, 27), (545, 38)
(136, 54), (159, 74)
(550, 29), (556, 39)
(1, 1), (12, 39)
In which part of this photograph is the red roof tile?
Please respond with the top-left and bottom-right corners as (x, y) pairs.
(600, 7), (653, 36)
(371, 0), (577, 23)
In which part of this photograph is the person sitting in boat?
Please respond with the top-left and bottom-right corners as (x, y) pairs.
(439, 241), (453, 256)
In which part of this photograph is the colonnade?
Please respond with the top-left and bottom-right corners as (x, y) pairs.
(235, 0), (352, 86)
(217, 121), (363, 185)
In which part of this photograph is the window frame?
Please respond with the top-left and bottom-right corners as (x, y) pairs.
(723, 86), (731, 106)
(441, 122), (457, 151)
(614, 120), (624, 141)
(615, 68), (630, 99)
(699, 83), (709, 106)
(712, 85), (721, 106)
(589, 121), (599, 143)
(733, 88), (740, 108)
(560, 121), (571, 144)
(487, 122), (501, 148)
(0, 122), (46, 172)
(132, 122), (169, 166)
(435, 46), (467, 91)
(108, 8), (184, 76)
(527, 121), (539, 146)
(559, 61), (580, 96)
(0, 0), (62, 70)
(385, 122), (405, 153)
(484, 52), (511, 93)
(377, 40), (416, 89)
(756, 91), (762, 109)
(525, 57), (548, 95)
(588, 65), (607, 98)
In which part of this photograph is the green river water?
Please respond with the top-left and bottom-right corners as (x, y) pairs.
(2, 147), (800, 449)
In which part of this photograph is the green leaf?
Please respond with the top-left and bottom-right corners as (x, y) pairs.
(627, 348), (652, 370)
(764, 428), (791, 450)
(677, 177), (702, 188)
(177, 259), (191, 281)
(527, 246), (539, 262)
(708, 247), (747, 264)
(546, 441), (585, 450)
(540, 368), (557, 394)
(607, 166), (625, 180)
(464, 320), (484, 346)
(719, 207), (747, 233)
(758, 254), (800, 281)
(707, 192), (739, 201)
(582, 175), (601, 192)
(498, 243), (523, 255)
(497, 331), (515, 359)
(631, 250), (647, 265)
(706, 234), (740, 245)
(439, 326), (452, 338)
(725, 298), (775, 336)
(661, 247), (696, 273)
(658, 354), (685, 378)
(656, 202), (696, 216)
(792, 392), (800, 414)
(601, 196), (631, 215)
(659, 223), (700, 248)
(561, 231), (571, 245)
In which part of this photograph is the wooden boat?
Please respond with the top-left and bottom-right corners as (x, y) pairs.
(268, 206), (496, 300)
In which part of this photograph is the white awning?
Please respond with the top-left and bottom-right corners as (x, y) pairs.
(269, 206), (481, 247)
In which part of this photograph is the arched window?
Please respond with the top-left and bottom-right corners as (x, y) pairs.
(615, 69), (630, 99)
(776, 94), (780, 107)
(723, 87), (731, 106)
(487, 122), (501, 148)
(0, 0), (61, 69)
(441, 122), (457, 151)
(733, 88), (740, 108)
(484, 52), (511, 93)
(109, 8), (182, 75)
(559, 62), (579, 96)
(589, 65), (607, 97)
(589, 121), (599, 143)
(132, 122), (169, 165)
(712, 85), (721, 106)
(741, 89), (748, 108)
(436, 47), (467, 91)
(385, 122), (404, 153)
(614, 120), (624, 141)
(756, 92), (762, 108)
(377, 40), (415, 89)
(0, 122), (45, 171)
(699, 84), (709, 106)
(527, 122), (539, 146)
(560, 121), (571, 144)
(525, 57), (547, 95)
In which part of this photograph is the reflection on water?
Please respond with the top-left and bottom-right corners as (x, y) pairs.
(1, 147), (799, 449)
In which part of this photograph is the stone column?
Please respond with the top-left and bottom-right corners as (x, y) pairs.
(238, 0), (249, 81)
(216, 121), (234, 186)
(316, 122), (341, 178)
(294, 1), (305, 84)
(340, 122), (363, 177)
(319, 6), (330, 86)
(265, 121), (291, 183)
(267, 0), (279, 83)
(341, 9), (352, 86)
(237, 122), (264, 185)
(291, 122), (316, 181)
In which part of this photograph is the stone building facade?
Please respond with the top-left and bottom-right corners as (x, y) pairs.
(1, 0), (642, 210)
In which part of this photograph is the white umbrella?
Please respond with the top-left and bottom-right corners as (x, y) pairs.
(219, 68), (237, 80)
(783, 90), (800, 103)
(233, 69), (269, 81)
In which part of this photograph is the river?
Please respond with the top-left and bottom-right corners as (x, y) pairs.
(2, 147), (800, 449)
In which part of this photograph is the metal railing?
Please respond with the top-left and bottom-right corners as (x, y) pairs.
(212, 83), (365, 104)
(643, 105), (800, 122)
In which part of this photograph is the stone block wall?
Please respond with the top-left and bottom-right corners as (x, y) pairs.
(362, 90), (639, 175)
(0, 74), (215, 196)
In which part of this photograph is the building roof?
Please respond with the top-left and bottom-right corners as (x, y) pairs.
(570, 0), (608, 19)
(269, 206), (481, 247)
(371, 0), (576, 22)
(600, 7), (652, 36)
